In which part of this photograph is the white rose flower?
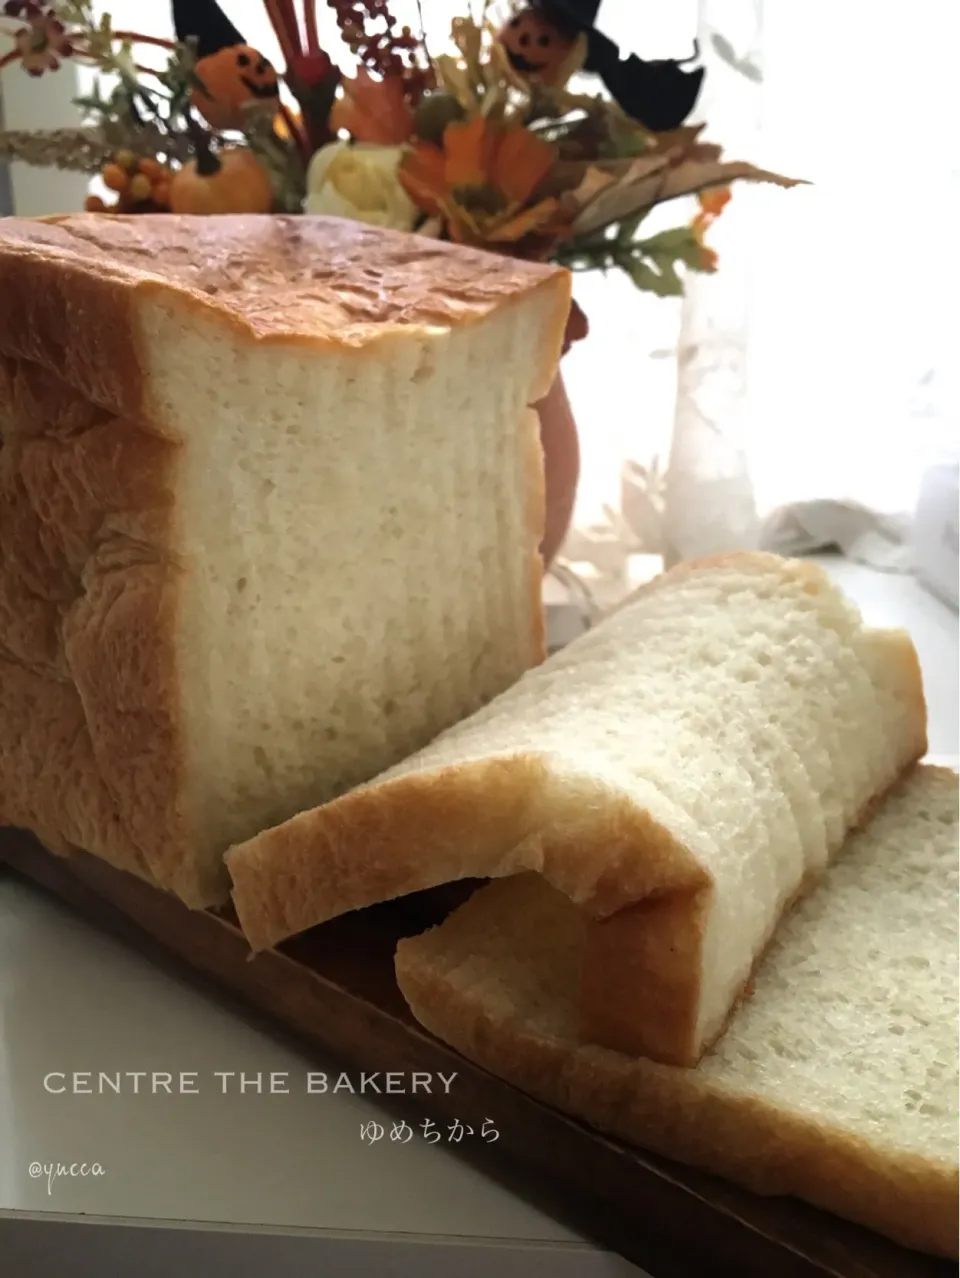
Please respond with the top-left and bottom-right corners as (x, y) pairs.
(304, 141), (418, 232)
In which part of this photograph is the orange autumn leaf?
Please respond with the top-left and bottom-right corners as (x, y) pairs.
(698, 185), (732, 217)
(399, 114), (567, 257)
(491, 127), (557, 207)
(331, 69), (414, 145)
(484, 198), (560, 244)
(442, 115), (497, 190)
(397, 144), (447, 215)
(690, 211), (720, 271)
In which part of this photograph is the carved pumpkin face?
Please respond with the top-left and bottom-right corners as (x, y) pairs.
(191, 43), (280, 132)
(497, 8), (577, 85)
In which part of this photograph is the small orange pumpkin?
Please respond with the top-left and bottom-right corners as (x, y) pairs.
(169, 146), (274, 215)
(191, 43), (280, 132)
(497, 8), (578, 86)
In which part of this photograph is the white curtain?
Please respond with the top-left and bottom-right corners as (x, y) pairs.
(562, 0), (960, 598)
(79, 0), (959, 603)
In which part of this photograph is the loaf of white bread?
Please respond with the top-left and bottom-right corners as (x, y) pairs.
(3, 215), (952, 1254)
(228, 554), (927, 1065)
(0, 213), (569, 907)
(395, 765), (959, 1259)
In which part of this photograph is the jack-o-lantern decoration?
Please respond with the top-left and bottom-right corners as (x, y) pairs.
(496, 7), (578, 86)
(500, 0), (705, 133)
(168, 145), (274, 215)
(191, 44), (280, 132)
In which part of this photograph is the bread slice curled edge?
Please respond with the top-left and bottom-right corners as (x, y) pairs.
(227, 553), (927, 1065)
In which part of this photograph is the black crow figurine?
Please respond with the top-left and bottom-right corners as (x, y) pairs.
(529, 0), (705, 132)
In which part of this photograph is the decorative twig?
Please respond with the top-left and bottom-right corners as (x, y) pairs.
(110, 32), (177, 51)
(0, 126), (113, 172)
(263, 0), (301, 72)
(278, 100), (310, 165)
(303, 0), (319, 55)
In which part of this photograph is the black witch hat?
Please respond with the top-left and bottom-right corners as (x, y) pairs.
(171, 0), (247, 60)
(532, 0), (704, 133)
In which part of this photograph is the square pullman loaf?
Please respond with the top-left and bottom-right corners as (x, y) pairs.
(0, 213), (570, 908)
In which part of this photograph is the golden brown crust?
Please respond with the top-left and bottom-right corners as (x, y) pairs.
(0, 279), (185, 895)
(6, 213), (570, 357)
(578, 755), (928, 1067)
(227, 550), (928, 963)
(403, 951), (959, 1258)
(607, 550), (842, 620)
(575, 560), (928, 1065)
(0, 213), (568, 908)
(227, 756), (709, 952)
(394, 830), (960, 1261)
(579, 886), (710, 1066)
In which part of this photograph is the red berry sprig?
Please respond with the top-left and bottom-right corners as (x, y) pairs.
(327, 0), (434, 103)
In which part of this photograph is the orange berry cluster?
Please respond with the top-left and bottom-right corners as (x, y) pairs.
(84, 150), (173, 214)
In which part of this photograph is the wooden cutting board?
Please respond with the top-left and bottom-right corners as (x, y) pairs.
(0, 827), (953, 1278)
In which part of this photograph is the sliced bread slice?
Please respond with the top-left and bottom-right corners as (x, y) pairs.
(227, 553), (926, 1064)
(394, 765), (960, 1259)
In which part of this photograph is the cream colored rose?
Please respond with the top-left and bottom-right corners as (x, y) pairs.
(304, 141), (418, 231)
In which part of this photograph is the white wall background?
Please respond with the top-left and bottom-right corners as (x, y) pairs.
(0, 56), (87, 215)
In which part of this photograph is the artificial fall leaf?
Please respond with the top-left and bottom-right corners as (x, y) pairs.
(433, 53), (479, 111)
(647, 123), (704, 153)
(644, 125), (724, 166)
(687, 217), (720, 271)
(443, 115), (497, 189)
(398, 144), (447, 214)
(483, 198), (561, 244)
(487, 38), (529, 96)
(572, 159), (806, 237)
(541, 152), (644, 197)
(698, 185), (732, 217)
(555, 164), (617, 213)
(550, 112), (614, 162)
(479, 79), (507, 123)
(685, 142), (725, 164)
(553, 32), (590, 89)
(566, 154), (673, 231)
(399, 116), (566, 255)
(450, 16), (483, 73)
(331, 70), (414, 145)
(492, 126), (557, 206)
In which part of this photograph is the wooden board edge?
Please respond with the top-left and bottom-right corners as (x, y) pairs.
(0, 832), (952, 1278)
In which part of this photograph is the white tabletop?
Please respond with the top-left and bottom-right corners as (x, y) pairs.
(1, 555), (956, 1277)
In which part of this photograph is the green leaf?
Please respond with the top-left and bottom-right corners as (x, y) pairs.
(635, 226), (699, 258)
(615, 208), (652, 242)
(686, 255), (717, 276)
(626, 255), (685, 297)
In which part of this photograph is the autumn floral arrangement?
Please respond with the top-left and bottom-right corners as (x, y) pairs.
(0, 0), (800, 297)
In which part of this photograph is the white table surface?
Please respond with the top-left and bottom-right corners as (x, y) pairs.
(1, 555), (957, 1278)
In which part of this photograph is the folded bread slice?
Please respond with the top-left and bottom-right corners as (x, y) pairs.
(395, 765), (960, 1260)
(227, 553), (927, 1064)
